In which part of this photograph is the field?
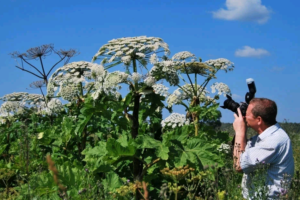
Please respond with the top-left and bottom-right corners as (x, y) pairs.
(0, 37), (299, 200)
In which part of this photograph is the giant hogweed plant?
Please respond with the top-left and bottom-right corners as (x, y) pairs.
(0, 36), (235, 199)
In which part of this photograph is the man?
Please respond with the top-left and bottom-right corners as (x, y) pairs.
(233, 98), (294, 199)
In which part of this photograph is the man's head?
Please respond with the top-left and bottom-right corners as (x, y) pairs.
(245, 98), (277, 131)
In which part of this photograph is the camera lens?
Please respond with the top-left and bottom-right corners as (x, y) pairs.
(220, 95), (240, 115)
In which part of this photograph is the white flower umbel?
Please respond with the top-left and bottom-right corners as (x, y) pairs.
(47, 61), (115, 101)
(161, 113), (190, 129)
(24, 94), (45, 106)
(166, 84), (209, 107)
(0, 92), (28, 102)
(0, 101), (25, 116)
(149, 61), (180, 86)
(172, 51), (196, 61)
(92, 36), (170, 68)
(47, 61), (95, 99)
(204, 58), (234, 72)
(91, 71), (128, 101)
(0, 92), (45, 108)
(130, 72), (143, 83)
(152, 84), (169, 97)
(218, 143), (231, 154)
(144, 76), (156, 87)
(211, 82), (231, 97)
(150, 53), (158, 64)
(57, 83), (80, 101)
(90, 63), (107, 80)
(44, 98), (64, 116)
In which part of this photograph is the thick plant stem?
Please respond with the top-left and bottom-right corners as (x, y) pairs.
(81, 127), (88, 153)
(175, 183), (178, 200)
(131, 93), (141, 139)
(132, 92), (143, 199)
(194, 115), (199, 136)
(195, 73), (197, 96)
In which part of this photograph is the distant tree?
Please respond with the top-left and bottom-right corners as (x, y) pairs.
(10, 44), (79, 85)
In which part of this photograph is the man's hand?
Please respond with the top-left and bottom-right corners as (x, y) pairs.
(233, 108), (246, 136)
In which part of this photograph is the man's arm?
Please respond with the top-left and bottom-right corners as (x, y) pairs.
(233, 108), (247, 172)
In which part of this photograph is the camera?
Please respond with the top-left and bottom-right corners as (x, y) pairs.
(220, 78), (256, 116)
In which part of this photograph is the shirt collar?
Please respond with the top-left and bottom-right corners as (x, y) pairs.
(257, 123), (280, 141)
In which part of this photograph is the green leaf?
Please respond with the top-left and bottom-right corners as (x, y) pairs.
(117, 134), (128, 147)
(186, 138), (223, 167)
(0, 144), (8, 155)
(106, 138), (136, 157)
(102, 172), (123, 192)
(82, 142), (112, 173)
(82, 142), (108, 157)
(135, 135), (169, 160)
(169, 138), (223, 167)
(135, 135), (160, 149)
(122, 92), (133, 109)
(156, 145), (169, 160)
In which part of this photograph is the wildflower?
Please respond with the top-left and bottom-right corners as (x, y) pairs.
(161, 113), (190, 128)
(218, 143), (231, 154)
(130, 72), (142, 82)
(150, 53), (158, 64)
(211, 82), (231, 97)
(204, 58), (234, 72)
(166, 84), (210, 107)
(152, 84), (169, 97)
(92, 36), (170, 68)
(144, 76), (156, 86)
(171, 51), (196, 61)
(44, 98), (63, 116)
(149, 61), (180, 86)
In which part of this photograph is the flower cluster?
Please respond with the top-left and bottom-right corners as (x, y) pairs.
(210, 82), (231, 97)
(91, 70), (127, 101)
(47, 61), (124, 101)
(144, 76), (156, 87)
(129, 72), (142, 83)
(0, 92), (28, 101)
(204, 58), (234, 72)
(150, 61), (180, 86)
(25, 94), (45, 106)
(0, 101), (25, 116)
(44, 98), (64, 116)
(166, 84), (209, 107)
(152, 84), (169, 97)
(218, 143), (231, 154)
(161, 113), (190, 128)
(0, 92), (45, 107)
(172, 51), (196, 61)
(92, 36), (170, 67)
(47, 61), (94, 99)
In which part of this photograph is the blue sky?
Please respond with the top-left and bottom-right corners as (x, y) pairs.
(0, 0), (299, 123)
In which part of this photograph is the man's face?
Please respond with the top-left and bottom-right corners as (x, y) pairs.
(245, 103), (257, 128)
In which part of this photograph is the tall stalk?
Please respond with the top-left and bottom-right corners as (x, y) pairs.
(131, 58), (144, 199)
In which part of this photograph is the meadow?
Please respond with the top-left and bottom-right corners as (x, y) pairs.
(0, 36), (299, 199)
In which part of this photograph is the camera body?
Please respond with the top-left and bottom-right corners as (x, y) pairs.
(221, 78), (256, 116)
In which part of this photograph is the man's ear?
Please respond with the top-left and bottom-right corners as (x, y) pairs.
(257, 116), (262, 125)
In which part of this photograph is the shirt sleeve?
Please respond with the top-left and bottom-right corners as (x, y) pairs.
(240, 145), (276, 174)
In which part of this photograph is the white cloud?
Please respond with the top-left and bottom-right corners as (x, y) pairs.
(212, 0), (271, 24)
(235, 46), (270, 58)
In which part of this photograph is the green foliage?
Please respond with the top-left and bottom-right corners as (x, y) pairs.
(1, 37), (298, 199)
